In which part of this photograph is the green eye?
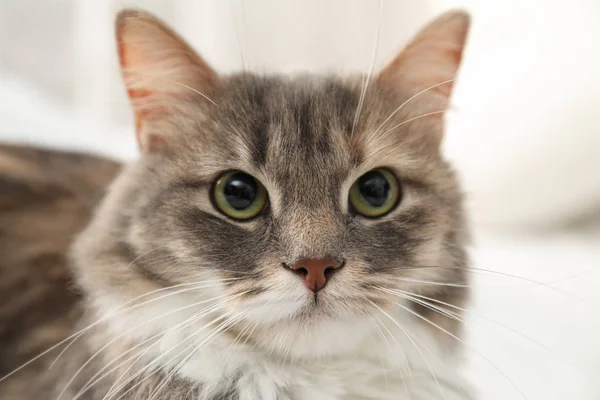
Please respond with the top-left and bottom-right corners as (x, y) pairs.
(349, 168), (401, 218)
(212, 171), (268, 220)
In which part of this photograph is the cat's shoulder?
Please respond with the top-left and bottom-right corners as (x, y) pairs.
(0, 144), (121, 204)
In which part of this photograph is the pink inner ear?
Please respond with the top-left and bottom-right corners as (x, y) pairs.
(127, 87), (160, 148)
(119, 38), (147, 147)
(127, 86), (168, 150)
(119, 37), (169, 150)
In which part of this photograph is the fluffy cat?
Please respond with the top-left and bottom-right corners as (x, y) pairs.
(0, 8), (473, 400)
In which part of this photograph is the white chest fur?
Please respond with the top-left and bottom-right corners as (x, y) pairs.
(96, 293), (471, 400)
(152, 312), (472, 400)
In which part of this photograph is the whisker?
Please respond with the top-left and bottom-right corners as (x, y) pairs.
(379, 111), (446, 137)
(49, 277), (242, 369)
(389, 276), (471, 288)
(379, 287), (464, 326)
(241, 0), (248, 66)
(368, 313), (412, 380)
(49, 250), (177, 368)
(218, 318), (256, 370)
(164, 79), (218, 106)
(77, 343), (154, 400)
(99, 347), (153, 400)
(372, 303), (475, 399)
(374, 287), (528, 399)
(73, 296), (231, 400)
(0, 276), (240, 383)
(387, 287), (587, 380)
(126, 70), (219, 106)
(105, 312), (230, 400)
(238, 319), (258, 350)
(371, 79), (454, 136)
(546, 268), (598, 285)
(229, 0), (245, 72)
(351, 0), (384, 135)
(280, 327), (294, 367)
(395, 265), (595, 305)
(56, 292), (234, 400)
(368, 300), (447, 400)
(365, 315), (392, 390)
(147, 314), (242, 400)
(366, 314), (412, 398)
(107, 291), (249, 399)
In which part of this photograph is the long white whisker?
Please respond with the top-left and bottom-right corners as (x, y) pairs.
(130, 71), (219, 106)
(107, 291), (249, 399)
(147, 314), (242, 400)
(229, 0), (245, 72)
(169, 80), (219, 106)
(368, 313), (412, 381)
(49, 277), (242, 369)
(241, 0), (248, 66)
(366, 314), (412, 398)
(105, 312), (230, 400)
(379, 288), (464, 327)
(0, 277), (240, 383)
(365, 316), (391, 389)
(73, 296), (231, 400)
(351, 0), (384, 135)
(379, 111), (446, 136)
(49, 267), (227, 365)
(79, 345), (153, 400)
(397, 265), (594, 305)
(218, 319), (256, 370)
(375, 288), (527, 399)
(56, 293), (232, 400)
(390, 276), (471, 288)
(372, 79), (454, 136)
(368, 300), (447, 400)
(389, 287), (586, 379)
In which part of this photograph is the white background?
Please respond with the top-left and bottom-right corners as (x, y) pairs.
(1, 1), (599, 398)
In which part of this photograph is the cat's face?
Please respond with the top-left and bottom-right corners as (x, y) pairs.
(73, 10), (470, 359)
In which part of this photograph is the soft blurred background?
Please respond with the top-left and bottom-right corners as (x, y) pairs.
(1, 0), (599, 398)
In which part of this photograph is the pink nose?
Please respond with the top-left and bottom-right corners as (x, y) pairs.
(288, 257), (343, 293)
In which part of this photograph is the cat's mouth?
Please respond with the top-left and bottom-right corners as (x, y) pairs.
(294, 291), (351, 320)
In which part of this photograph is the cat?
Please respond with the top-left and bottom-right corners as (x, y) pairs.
(0, 8), (473, 400)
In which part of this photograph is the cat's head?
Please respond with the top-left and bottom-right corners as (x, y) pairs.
(73, 9), (470, 359)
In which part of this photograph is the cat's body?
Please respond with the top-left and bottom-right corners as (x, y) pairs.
(1, 9), (474, 400)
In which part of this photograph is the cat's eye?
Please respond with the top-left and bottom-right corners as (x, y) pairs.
(212, 171), (268, 220)
(349, 168), (401, 218)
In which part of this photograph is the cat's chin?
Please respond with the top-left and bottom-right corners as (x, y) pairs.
(233, 296), (376, 359)
(249, 312), (376, 360)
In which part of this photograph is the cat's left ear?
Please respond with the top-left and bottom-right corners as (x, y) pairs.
(377, 10), (470, 112)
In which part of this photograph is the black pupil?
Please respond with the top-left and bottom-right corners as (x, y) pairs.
(223, 173), (257, 210)
(358, 171), (390, 207)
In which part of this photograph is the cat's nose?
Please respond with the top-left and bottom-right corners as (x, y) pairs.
(288, 257), (343, 293)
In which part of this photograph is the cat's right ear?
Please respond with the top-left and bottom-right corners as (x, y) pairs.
(116, 9), (220, 153)
(375, 10), (470, 147)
